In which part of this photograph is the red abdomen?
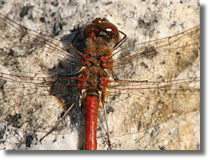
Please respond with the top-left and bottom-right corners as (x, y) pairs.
(83, 91), (99, 150)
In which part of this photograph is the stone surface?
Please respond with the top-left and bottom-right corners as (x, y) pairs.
(0, 0), (200, 150)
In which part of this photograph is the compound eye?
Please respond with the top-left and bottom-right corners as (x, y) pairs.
(98, 21), (119, 36)
(91, 18), (118, 36)
(97, 21), (119, 43)
(92, 18), (108, 24)
(82, 18), (120, 44)
(82, 23), (98, 39)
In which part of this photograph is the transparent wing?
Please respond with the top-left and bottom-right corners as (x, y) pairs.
(0, 13), (83, 134)
(0, 73), (82, 133)
(0, 13), (83, 72)
(111, 25), (200, 81)
(0, 12), (200, 150)
(98, 25), (200, 149)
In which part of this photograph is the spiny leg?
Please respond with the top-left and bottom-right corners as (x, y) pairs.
(39, 100), (77, 142)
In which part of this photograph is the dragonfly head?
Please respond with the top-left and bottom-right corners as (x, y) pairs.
(82, 18), (120, 48)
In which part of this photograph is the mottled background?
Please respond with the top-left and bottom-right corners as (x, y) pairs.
(0, 0), (200, 150)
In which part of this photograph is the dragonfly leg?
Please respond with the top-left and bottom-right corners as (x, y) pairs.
(109, 69), (119, 82)
(113, 30), (127, 50)
(97, 102), (112, 150)
(103, 104), (112, 150)
(39, 101), (77, 142)
(70, 29), (85, 57)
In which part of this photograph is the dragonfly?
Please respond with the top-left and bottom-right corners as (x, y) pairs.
(0, 13), (200, 150)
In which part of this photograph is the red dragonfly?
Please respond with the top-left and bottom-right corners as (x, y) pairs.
(0, 13), (200, 150)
